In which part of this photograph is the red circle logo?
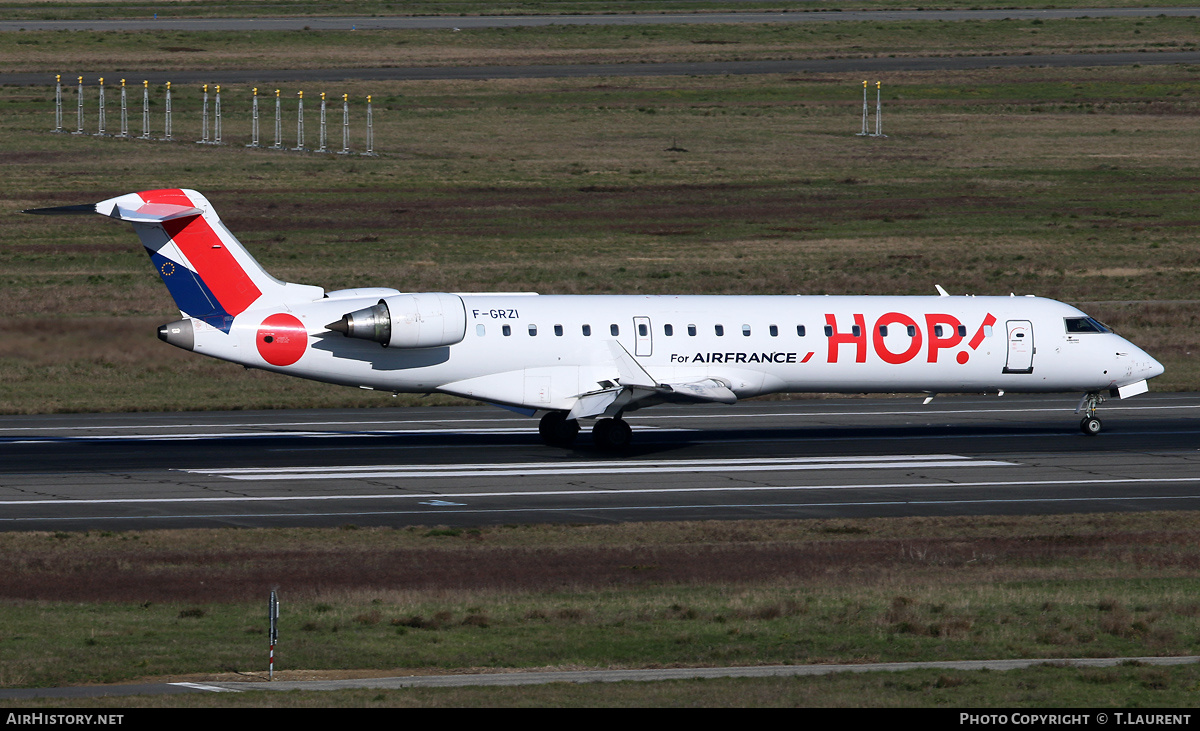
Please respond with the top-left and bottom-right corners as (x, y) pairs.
(256, 313), (308, 366)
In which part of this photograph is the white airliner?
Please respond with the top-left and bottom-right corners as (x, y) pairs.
(27, 189), (1165, 448)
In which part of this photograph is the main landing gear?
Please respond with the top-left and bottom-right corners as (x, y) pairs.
(1078, 391), (1106, 436)
(590, 417), (632, 450)
(538, 411), (580, 448)
(537, 411), (631, 450)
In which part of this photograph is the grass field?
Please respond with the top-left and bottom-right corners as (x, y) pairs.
(2, 20), (1199, 411)
(2, 513), (1199, 705)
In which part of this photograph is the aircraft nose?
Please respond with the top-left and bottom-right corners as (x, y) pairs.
(1126, 341), (1165, 380)
(1146, 355), (1165, 380)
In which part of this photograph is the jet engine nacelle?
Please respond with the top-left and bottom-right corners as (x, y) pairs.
(328, 292), (467, 349)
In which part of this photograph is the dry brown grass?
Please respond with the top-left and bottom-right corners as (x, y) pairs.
(3, 514), (1198, 604)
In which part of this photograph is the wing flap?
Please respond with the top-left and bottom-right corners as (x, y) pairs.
(661, 378), (737, 404)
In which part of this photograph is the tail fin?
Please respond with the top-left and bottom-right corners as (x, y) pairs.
(96, 189), (323, 331)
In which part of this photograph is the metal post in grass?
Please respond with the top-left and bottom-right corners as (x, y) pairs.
(118, 79), (128, 138)
(140, 80), (151, 140)
(163, 82), (173, 141)
(856, 80), (868, 136)
(271, 89), (282, 149)
(339, 93), (350, 154)
(268, 590), (279, 681)
(870, 81), (887, 138)
(53, 75), (63, 132)
(247, 88), (260, 148)
(95, 78), (106, 136)
(318, 92), (328, 153)
(362, 94), (377, 157)
(214, 85), (222, 145)
(73, 77), (84, 135)
(197, 84), (209, 144)
(293, 91), (306, 151)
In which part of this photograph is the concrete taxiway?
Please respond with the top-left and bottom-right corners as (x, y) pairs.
(1, 393), (1197, 531)
(4, 8), (1200, 87)
(3, 8), (1200, 32)
(2, 655), (1197, 700)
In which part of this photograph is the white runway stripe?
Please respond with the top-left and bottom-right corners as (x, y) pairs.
(168, 683), (242, 693)
(1, 478), (1199, 511)
(184, 454), (1014, 481)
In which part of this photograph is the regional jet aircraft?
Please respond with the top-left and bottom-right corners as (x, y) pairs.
(26, 189), (1165, 448)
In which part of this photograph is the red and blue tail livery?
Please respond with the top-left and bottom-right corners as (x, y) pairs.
(25, 189), (1164, 448)
(92, 189), (314, 332)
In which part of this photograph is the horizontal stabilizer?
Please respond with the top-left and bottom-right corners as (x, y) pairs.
(94, 193), (205, 223)
(22, 203), (97, 215)
(23, 200), (204, 223)
(108, 202), (204, 223)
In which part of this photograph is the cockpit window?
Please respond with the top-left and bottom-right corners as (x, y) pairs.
(1064, 317), (1112, 334)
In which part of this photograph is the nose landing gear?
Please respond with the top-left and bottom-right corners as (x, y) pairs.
(1077, 391), (1106, 436)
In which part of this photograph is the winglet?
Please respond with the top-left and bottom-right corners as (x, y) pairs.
(607, 340), (657, 388)
(934, 284), (950, 297)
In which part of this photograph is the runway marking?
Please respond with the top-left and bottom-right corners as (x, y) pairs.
(182, 454), (1016, 480)
(9, 476), (1200, 510)
(0, 427), (548, 444)
(4, 491), (1200, 525)
(168, 682), (242, 693)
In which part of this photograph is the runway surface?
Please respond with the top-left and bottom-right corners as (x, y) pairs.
(1, 393), (1197, 531)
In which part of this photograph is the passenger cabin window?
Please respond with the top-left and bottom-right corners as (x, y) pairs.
(958, 325), (967, 337)
(879, 325), (888, 337)
(554, 324), (563, 336)
(769, 325), (779, 337)
(638, 323), (648, 337)
(476, 324), (486, 337)
(528, 324), (537, 336)
(664, 324), (674, 336)
(610, 324), (619, 336)
(828, 325), (862, 337)
(742, 325), (751, 337)
(797, 325), (806, 337)
(688, 325), (697, 336)
(582, 324), (591, 336)
(715, 325), (725, 336)
(1064, 317), (1112, 334)
(502, 325), (512, 336)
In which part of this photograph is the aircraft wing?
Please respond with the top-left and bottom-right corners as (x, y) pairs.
(565, 341), (736, 419)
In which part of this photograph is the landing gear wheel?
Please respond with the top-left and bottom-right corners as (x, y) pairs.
(591, 418), (632, 450)
(1080, 416), (1103, 436)
(538, 411), (579, 447)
